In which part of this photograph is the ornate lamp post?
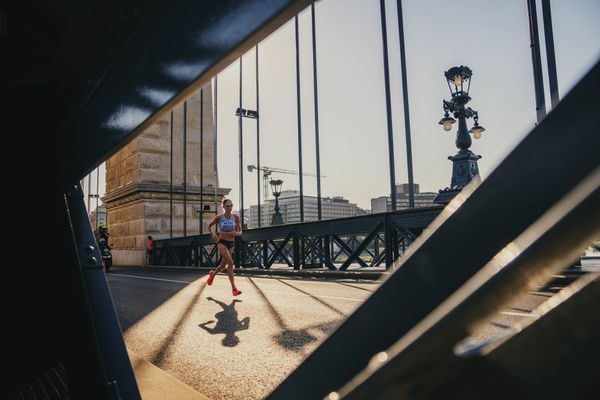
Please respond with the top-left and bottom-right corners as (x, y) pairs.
(434, 65), (486, 205)
(269, 178), (284, 226)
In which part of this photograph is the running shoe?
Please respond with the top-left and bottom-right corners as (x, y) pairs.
(207, 270), (215, 286)
(233, 288), (242, 296)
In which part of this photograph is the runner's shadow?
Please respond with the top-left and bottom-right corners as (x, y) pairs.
(199, 297), (250, 347)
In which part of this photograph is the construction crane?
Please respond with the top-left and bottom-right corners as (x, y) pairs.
(247, 164), (324, 202)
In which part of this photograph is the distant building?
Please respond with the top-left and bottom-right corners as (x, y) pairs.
(248, 190), (357, 228)
(371, 183), (436, 213)
(242, 208), (250, 228)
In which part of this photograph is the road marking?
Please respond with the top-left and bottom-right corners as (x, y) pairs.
(109, 273), (195, 285)
(256, 288), (367, 302)
(110, 273), (367, 302)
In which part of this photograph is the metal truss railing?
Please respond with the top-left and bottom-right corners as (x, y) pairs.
(152, 206), (443, 270)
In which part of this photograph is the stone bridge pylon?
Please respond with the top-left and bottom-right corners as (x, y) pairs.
(102, 82), (229, 266)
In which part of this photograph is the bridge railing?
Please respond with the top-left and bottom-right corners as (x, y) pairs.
(152, 205), (443, 270)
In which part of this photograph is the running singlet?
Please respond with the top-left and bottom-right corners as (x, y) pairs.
(219, 215), (236, 233)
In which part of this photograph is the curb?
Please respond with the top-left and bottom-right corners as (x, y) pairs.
(128, 349), (209, 400)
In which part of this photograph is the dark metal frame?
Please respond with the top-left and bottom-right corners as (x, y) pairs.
(396, 0), (415, 208)
(527, 0), (547, 123)
(295, 15), (305, 222)
(334, 176), (600, 399)
(267, 60), (600, 400)
(238, 57), (245, 226)
(170, 110), (174, 237)
(541, 0), (559, 109)
(200, 88), (204, 234)
(61, 0), (315, 186)
(256, 45), (262, 227)
(65, 184), (141, 399)
(311, 3), (323, 220)
(379, 0), (398, 210)
(12, 0), (596, 397)
(183, 100), (188, 236)
(153, 206), (442, 270)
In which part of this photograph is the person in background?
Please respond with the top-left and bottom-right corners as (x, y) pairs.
(146, 235), (154, 265)
(97, 224), (112, 272)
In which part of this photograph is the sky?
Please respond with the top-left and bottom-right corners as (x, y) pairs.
(85, 0), (600, 212)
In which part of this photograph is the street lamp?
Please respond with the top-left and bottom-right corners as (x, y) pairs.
(235, 107), (259, 229)
(434, 65), (487, 205)
(235, 107), (259, 119)
(269, 179), (284, 226)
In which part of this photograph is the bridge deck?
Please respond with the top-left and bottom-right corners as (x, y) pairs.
(105, 267), (581, 400)
(108, 268), (375, 400)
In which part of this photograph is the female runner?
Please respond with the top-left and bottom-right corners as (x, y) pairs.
(207, 198), (242, 296)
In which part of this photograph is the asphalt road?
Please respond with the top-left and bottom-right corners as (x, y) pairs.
(106, 267), (554, 400)
(106, 267), (378, 400)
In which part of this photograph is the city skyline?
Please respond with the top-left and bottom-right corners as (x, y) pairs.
(247, 189), (359, 228)
(84, 0), (600, 212)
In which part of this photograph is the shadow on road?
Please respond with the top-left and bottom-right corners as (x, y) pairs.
(108, 269), (196, 332)
(247, 278), (341, 354)
(151, 281), (208, 365)
(334, 281), (378, 292)
(275, 279), (347, 317)
(199, 297), (250, 347)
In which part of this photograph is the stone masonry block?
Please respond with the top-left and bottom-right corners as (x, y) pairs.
(139, 136), (170, 153)
(140, 168), (170, 184)
(121, 170), (140, 186)
(122, 236), (136, 249)
(112, 237), (123, 248)
(112, 222), (128, 236)
(135, 234), (148, 250)
(139, 152), (168, 169)
(128, 203), (146, 220)
(145, 202), (170, 217)
(113, 249), (145, 266)
(129, 219), (145, 235)
(145, 218), (162, 232)
(121, 139), (139, 158)
(167, 218), (183, 232)
(124, 153), (140, 173)
(142, 125), (160, 139)
(171, 203), (184, 217)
